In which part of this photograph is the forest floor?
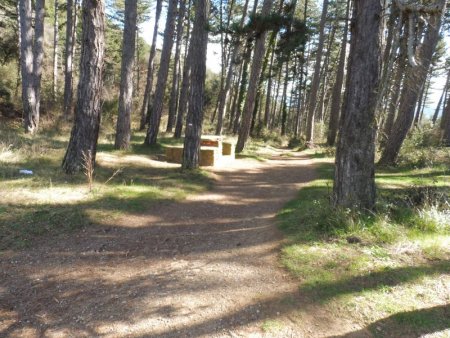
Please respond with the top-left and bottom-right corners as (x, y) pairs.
(0, 136), (344, 337)
(1, 119), (449, 337)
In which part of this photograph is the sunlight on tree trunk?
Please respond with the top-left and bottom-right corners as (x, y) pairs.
(115, 0), (138, 150)
(333, 0), (382, 211)
(62, 0), (105, 174)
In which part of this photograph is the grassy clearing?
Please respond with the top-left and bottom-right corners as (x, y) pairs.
(278, 150), (449, 337)
(236, 139), (289, 162)
(0, 118), (212, 250)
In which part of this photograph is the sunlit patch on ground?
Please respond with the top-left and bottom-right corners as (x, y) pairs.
(278, 152), (450, 337)
(0, 121), (212, 250)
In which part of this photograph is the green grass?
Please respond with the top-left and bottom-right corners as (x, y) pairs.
(261, 319), (284, 333)
(236, 139), (284, 162)
(278, 152), (450, 337)
(0, 119), (212, 250)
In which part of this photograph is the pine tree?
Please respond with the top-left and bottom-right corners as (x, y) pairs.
(333, 0), (382, 210)
(182, 0), (210, 169)
(114, 0), (138, 150)
(62, 0), (105, 174)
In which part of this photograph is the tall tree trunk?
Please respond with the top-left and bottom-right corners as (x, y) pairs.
(232, 43), (251, 134)
(264, 46), (275, 128)
(315, 23), (335, 123)
(210, 0), (226, 125)
(139, 0), (162, 130)
(62, 0), (105, 174)
(295, 0), (308, 137)
(333, 0), (382, 210)
(215, 0), (250, 135)
(53, 0), (59, 102)
(228, 62), (243, 130)
(414, 71), (432, 126)
(379, 1), (446, 165)
(114, 0), (137, 150)
(441, 91), (450, 145)
(135, 30), (140, 99)
(182, 0), (210, 169)
(33, 0), (45, 126)
(232, 2), (259, 134)
(167, 0), (186, 133)
(380, 52), (406, 147)
(326, 0), (350, 146)
(413, 74), (428, 127)
(281, 61), (290, 135)
(174, 53), (191, 138)
(270, 67), (282, 129)
(418, 77), (431, 123)
(63, 0), (74, 118)
(294, 85), (303, 137)
(210, 0), (236, 126)
(16, 0), (22, 98)
(145, 0), (177, 145)
(19, 0), (37, 132)
(440, 91), (449, 130)
(375, 4), (400, 114)
(236, 0), (274, 153)
(174, 0), (192, 139)
(432, 69), (449, 125)
(305, 0), (328, 144)
(250, 0), (285, 135)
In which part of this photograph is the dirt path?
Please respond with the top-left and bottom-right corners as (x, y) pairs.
(0, 150), (362, 337)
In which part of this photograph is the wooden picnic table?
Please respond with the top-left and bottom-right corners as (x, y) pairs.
(165, 135), (235, 166)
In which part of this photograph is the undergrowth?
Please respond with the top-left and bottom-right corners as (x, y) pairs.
(278, 150), (449, 337)
(0, 118), (212, 250)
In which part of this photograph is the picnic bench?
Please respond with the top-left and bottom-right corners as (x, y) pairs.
(164, 135), (235, 166)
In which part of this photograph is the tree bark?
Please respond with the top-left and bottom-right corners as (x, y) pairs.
(166, 0), (186, 133)
(264, 45), (276, 128)
(62, 0), (105, 174)
(63, 0), (74, 118)
(16, 0), (22, 98)
(139, 0), (162, 130)
(114, 0), (137, 150)
(182, 0), (210, 169)
(236, 0), (273, 153)
(33, 0), (45, 124)
(145, 0), (177, 145)
(295, 0), (308, 137)
(379, 0), (446, 165)
(281, 61), (289, 135)
(375, 5), (401, 114)
(215, 0), (250, 135)
(232, 41), (252, 135)
(228, 62), (243, 130)
(135, 29), (140, 99)
(305, 0), (328, 144)
(414, 70), (432, 126)
(270, 66), (282, 129)
(315, 22), (335, 123)
(326, 0), (350, 146)
(251, 9), (282, 135)
(174, 0), (192, 139)
(333, 0), (382, 210)
(442, 91), (450, 146)
(19, 0), (37, 132)
(53, 0), (59, 102)
(432, 69), (449, 125)
(380, 52), (406, 147)
(19, 0), (45, 133)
